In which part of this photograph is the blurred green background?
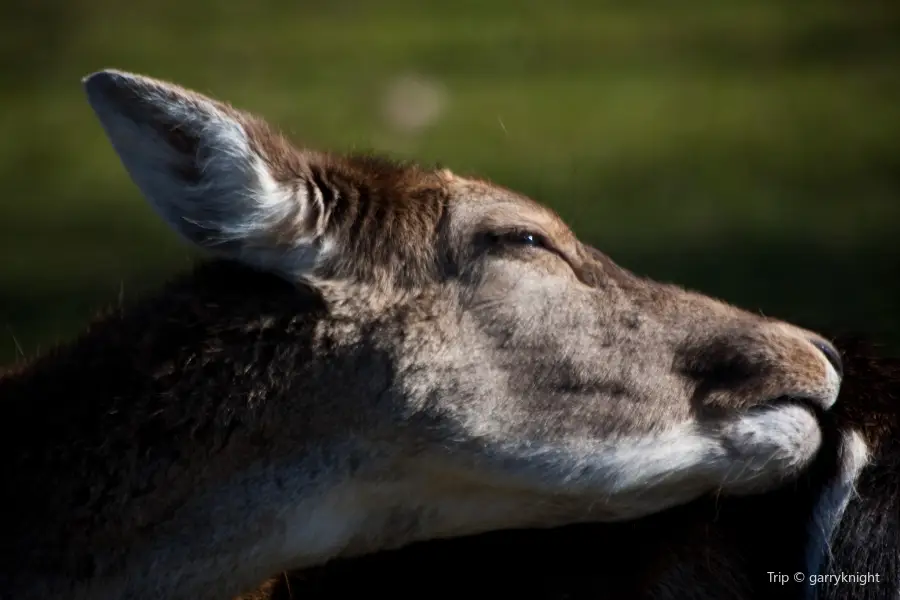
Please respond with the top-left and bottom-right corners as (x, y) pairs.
(1, 0), (898, 365)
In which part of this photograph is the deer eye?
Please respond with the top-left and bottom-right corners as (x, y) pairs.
(491, 230), (551, 250)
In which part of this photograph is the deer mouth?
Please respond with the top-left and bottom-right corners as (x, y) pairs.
(757, 395), (830, 422)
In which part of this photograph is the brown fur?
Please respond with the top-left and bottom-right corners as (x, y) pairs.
(0, 70), (848, 599)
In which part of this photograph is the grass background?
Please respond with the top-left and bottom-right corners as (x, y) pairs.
(1, 0), (898, 364)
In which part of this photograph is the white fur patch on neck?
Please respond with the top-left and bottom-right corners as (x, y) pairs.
(803, 429), (869, 596)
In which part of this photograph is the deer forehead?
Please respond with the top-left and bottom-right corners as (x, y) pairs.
(443, 176), (578, 248)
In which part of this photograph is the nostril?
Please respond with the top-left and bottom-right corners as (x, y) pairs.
(810, 338), (843, 378)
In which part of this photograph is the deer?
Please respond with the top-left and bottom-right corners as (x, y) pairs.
(0, 70), (845, 600)
(243, 334), (900, 600)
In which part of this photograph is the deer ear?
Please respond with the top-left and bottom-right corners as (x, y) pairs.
(82, 69), (327, 276)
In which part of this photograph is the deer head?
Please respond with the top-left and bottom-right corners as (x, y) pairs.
(0, 70), (843, 599)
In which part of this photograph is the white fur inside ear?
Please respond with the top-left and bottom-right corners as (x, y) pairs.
(83, 70), (316, 271)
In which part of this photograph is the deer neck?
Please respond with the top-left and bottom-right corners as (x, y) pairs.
(0, 260), (403, 598)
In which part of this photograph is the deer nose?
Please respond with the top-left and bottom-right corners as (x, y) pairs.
(810, 338), (843, 379)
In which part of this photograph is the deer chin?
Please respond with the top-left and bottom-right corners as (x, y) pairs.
(712, 355), (842, 496)
(716, 398), (825, 495)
